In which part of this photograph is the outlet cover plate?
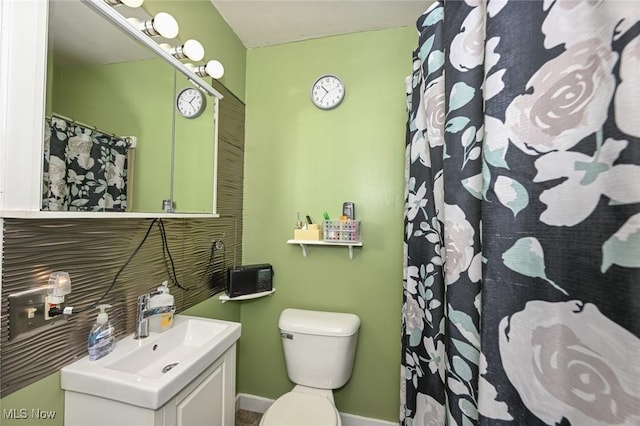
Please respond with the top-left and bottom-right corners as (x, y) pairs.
(8, 287), (52, 340)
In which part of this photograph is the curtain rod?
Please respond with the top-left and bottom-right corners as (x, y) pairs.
(48, 113), (136, 148)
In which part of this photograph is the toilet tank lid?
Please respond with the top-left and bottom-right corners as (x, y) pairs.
(279, 308), (361, 337)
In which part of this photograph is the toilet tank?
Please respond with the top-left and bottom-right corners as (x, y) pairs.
(279, 308), (361, 390)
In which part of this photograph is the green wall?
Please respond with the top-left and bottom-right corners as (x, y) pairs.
(53, 59), (174, 212)
(53, 61), (218, 213)
(0, 373), (64, 426)
(241, 27), (415, 421)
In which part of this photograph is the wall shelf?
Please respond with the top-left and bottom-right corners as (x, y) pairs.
(219, 289), (276, 303)
(287, 240), (363, 259)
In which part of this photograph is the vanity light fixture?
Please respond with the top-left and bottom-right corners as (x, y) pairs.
(104, 0), (144, 8)
(159, 39), (205, 62)
(186, 60), (225, 79)
(127, 12), (179, 39)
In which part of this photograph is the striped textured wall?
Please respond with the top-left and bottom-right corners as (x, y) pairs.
(0, 81), (245, 397)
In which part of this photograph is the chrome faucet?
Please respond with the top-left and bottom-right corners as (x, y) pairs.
(134, 291), (176, 339)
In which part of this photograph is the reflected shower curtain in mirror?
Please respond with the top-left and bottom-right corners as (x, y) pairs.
(43, 116), (130, 212)
(402, 1), (639, 425)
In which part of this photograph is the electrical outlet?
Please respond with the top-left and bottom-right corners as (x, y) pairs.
(44, 297), (59, 321)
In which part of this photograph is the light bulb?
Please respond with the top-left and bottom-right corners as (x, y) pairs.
(181, 40), (205, 61)
(104, 0), (144, 8)
(153, 12), (179, 38)
(127, 12), (179, 39)
(189, 60), (224, 79)
(205, 60), (224, 79)
(161, 40), (205, 62)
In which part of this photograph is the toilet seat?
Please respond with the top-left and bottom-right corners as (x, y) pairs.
(260, 392), (340, 426)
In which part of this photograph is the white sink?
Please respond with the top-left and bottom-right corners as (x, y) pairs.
(61, 315), (241, 410)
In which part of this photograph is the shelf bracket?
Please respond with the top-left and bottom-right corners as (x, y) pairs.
(298, 243), (308, 257)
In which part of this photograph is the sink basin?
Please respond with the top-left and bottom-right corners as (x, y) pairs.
(61, 315), (241, 410)
(106, 318), (229, 378)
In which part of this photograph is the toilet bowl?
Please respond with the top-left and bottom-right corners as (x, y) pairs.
(259, 386), (341, 426)
(258, 309), (360, 426)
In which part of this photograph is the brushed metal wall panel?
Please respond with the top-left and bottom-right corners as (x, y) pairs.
(0, 217), (240, 396)
(214, 79), (245, 219)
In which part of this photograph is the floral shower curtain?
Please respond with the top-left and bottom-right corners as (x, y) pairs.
(402, 1), (639, 425)
(43, 116), (130, 212)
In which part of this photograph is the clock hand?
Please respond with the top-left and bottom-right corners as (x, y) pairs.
(322, 87), (338, 100)
(316, 86), (329, 102)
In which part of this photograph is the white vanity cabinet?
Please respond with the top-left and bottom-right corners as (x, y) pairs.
(64, 345), (236, 426)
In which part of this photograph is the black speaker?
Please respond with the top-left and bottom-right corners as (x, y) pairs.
(227, 264), (273, 298)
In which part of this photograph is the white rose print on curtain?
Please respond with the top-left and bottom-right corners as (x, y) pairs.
(533, 138), (640, 227)
(505, 39), (617, 155)
(443, 203), (476, 285)
(499, 300), (640, 426)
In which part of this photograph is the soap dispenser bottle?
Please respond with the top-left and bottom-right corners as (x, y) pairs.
(88, 304), (115, 361)
(149, 281), (174, 333)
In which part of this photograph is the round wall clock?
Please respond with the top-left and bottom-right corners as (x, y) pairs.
(311, 74), (345, 110)
(176, 87), (206, 118)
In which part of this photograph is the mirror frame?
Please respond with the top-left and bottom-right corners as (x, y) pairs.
(0, 0), (223, 218)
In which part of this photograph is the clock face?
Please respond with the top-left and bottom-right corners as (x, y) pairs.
(311, 74), (345, 110)
(176, 87), (206, 118)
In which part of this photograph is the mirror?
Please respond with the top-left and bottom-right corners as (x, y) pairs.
(44, 0), (218, 214)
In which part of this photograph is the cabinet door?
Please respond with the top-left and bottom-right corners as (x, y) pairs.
(65, 391), (162, 426)
(176, 361), (225, 426)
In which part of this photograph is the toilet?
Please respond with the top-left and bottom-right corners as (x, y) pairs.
(259, 308), (361, 426)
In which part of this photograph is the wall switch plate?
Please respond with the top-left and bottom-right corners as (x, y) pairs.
(8, 288), (60, 340)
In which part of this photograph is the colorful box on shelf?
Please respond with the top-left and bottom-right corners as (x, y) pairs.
(323, 219), (360, 242)
(294, 224), (322, 241)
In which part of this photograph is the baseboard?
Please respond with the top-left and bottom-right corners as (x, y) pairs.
(235, 393), (398, 426)
(340, 412), (399, 426)
(236, 393), (273, 413)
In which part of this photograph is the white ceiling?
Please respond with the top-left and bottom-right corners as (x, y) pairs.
(209, 1), (430, 48)
(49, 0), (430, 67)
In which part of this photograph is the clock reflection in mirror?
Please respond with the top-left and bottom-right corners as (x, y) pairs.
(176, 87), (206, 119)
